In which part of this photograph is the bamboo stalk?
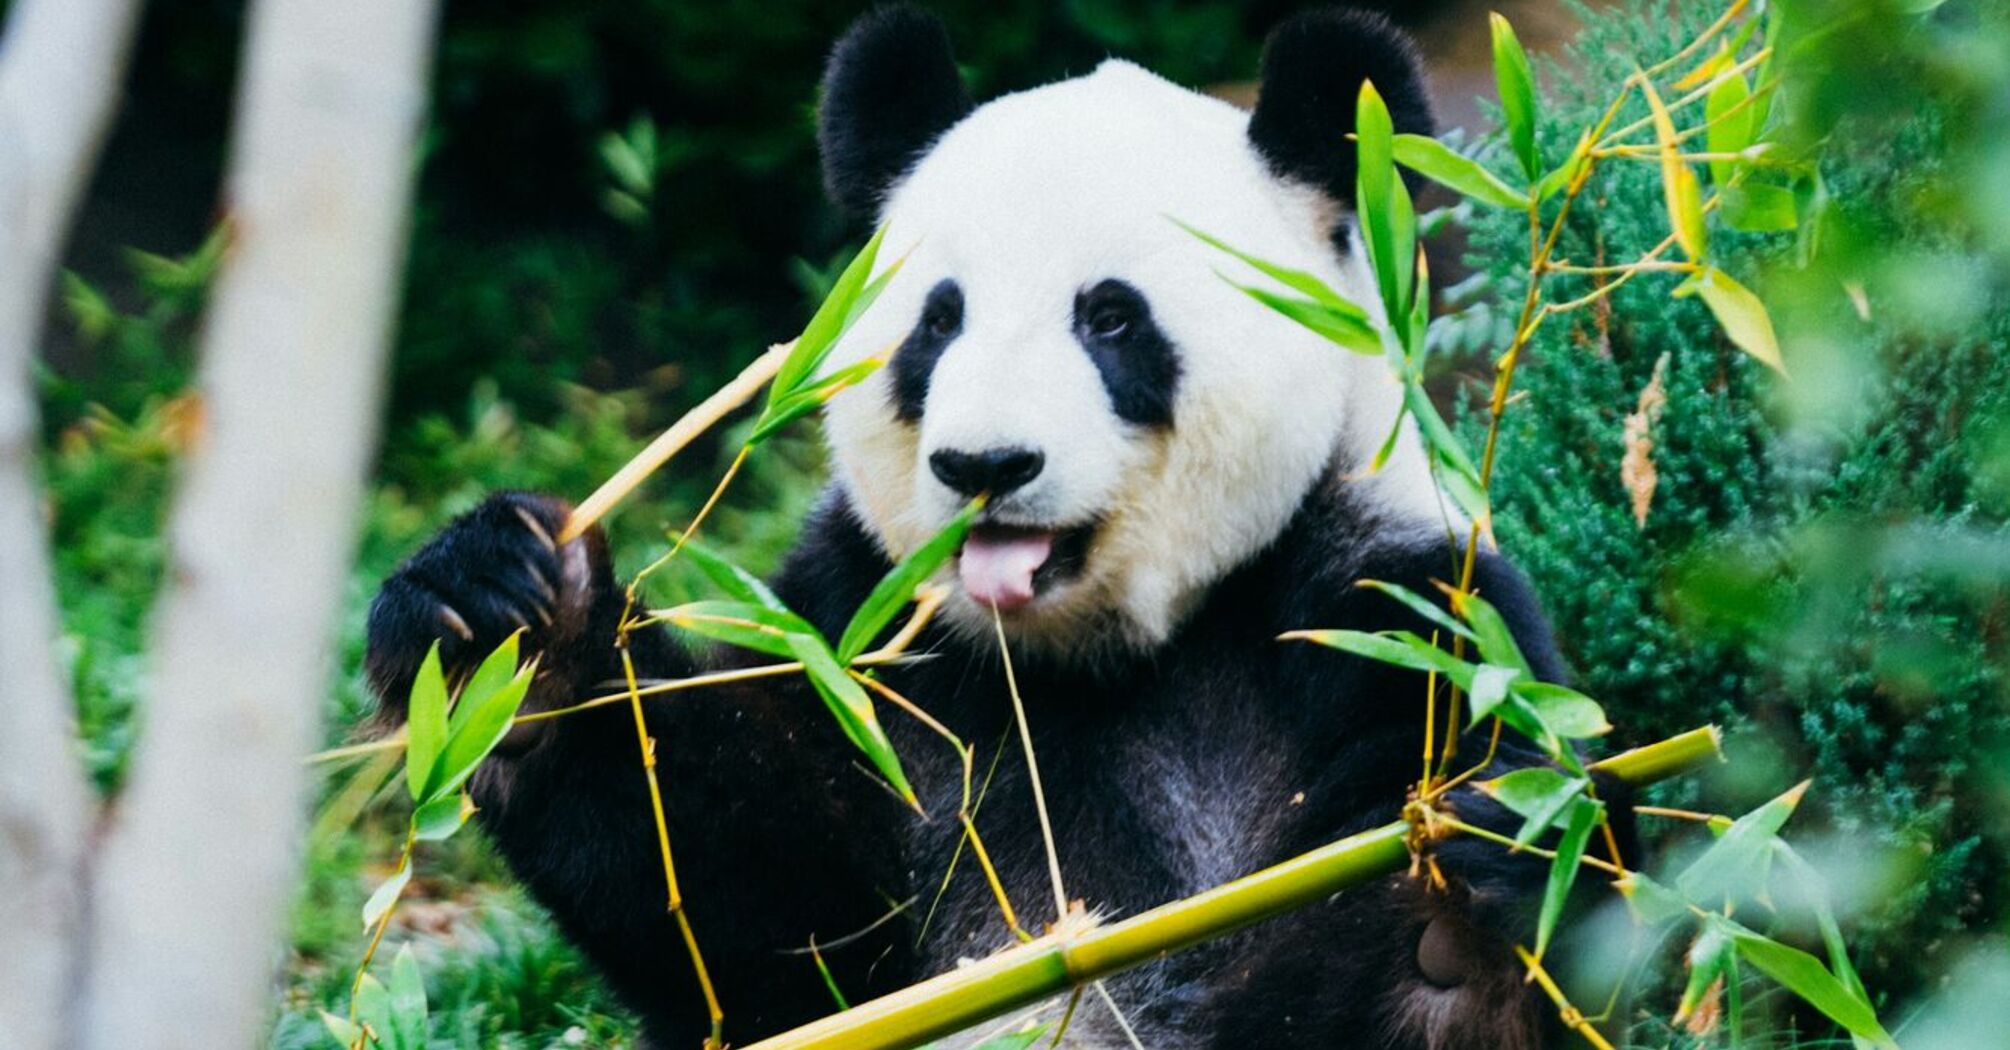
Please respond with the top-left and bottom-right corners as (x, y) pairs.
(559, 343), (789, 544)
(744, 727), (1724, 1050)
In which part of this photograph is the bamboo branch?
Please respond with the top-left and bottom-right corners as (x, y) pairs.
(559, 342), (789, 544)
(742, 727), (1723, 1050)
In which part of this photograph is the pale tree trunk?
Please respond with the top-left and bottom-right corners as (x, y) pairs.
(75, 1), (440, 1046)
(0, 2), (145, 1045)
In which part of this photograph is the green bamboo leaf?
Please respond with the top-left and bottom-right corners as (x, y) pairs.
(1514, 681), (1612, 738)
(1282, 628), (1471, 686)
(1689, 266), (1787, 374)
(1705, 70), (1756, 187)
(1776, 843), (1873, 1014)
(680, 541), (790, 611)
(1724, 921), (1896, 1044)
(450, 631), (523, 741)
(772, 224), (893, 407)
(1677, 781), (1809, 902)
(429, 665), (535, 805)
(1678, 919), (1736, 1024)
(352, 974), (393, 1049)
(1391, 133), (1528, 208)
(787, 634), (913, 802)
(1356, 579), (1477, 643)
(387, 944), (428, 1050)
(319, 1010), (363, 1048)
(1445, 590), (1531, 676)
(1404, 384), (1481, 481)
(406, 643), (447, 802)
(1222, 281), (1384, 356)
(1466, 663), (1522, 724)
(969, 1026), (1051, 1050)
(1477, 766), (1589, 845)
(1535, 796), (1602, 957)
(411, 791), (472, 843)
(751, 356), (887, 445)
(1615, 870), (1692, 925)
(1490, 13), (1541, 182)
(361, 862), (412, 931)
(1355, 81), (1415, 323)
(1642, 77), (1709, 261)
(1175, 219), (1367, 311)
(1722, 181), (1800, 232)
(838, 498), (982, 663)
(665, 600), (817, 660)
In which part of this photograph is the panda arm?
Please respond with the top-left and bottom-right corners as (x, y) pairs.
(363, 492), (914, 1044)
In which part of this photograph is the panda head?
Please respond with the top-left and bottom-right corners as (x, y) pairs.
(815, 6), (1447, 658)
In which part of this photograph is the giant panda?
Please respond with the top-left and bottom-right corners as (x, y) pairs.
(364, 8), (1608, 1048)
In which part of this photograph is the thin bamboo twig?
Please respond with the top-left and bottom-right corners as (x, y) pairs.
(992, 604), (1070, 921)
(1516, 945), (1620, 1050)
(559, 343), (788, 544)
(741, 727), (1721, 1050)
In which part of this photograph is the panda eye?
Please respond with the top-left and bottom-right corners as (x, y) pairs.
(926, 308), (959, 338)
(1088, 307), (1131, 340)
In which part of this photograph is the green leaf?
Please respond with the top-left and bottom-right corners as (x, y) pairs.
(787, 634), (913, 802)
(1677, 781), (1809, 902)
(771, 224), (893, 407)
(968, 1025), (1051, 1050)
(1705, 70), (1756, 188)
(1616, 870), (1693, 926)
(319, 1010), (363, 1048)
(1355, 81), (1415, 325)
(1514, 681), (1612, 738)
(1466, 663), (1522, 725)
(1223, 281), (1383, 356)
(411, 791), (472, 842)
(1490, 13), (1541, 182)
(1722, 181), (1800, 232)
(429, 666), (535, 805)
(1176, 219), (1367, 311)
(387, 944), (428, 1050)
(1678, 919), (1736, 1024)
(838, 499), (981, 663)
(681, 541), (790, 611)
(362, 862), (411, 931)
(1690, 266), (1786, 374)
(1535, 796), (1602, 957)
(1642, 78), (1708, 261)
(451, 632), (523, 741)
(1282, 628), (1471, 687)
(1356, 579), (1476, 643)
(1477, 767), (1589, 845)
(1391, 134), (1528, 208)
(1776, 843), (1873, 1013)
(750, 356), (886, 444)
(665, 600), (817, 659)
(1446, 590), (1530, 675)
(1724, 920), (1896, 1044)
(405, 643), (447, 802)
(353, 974), (392, 1049)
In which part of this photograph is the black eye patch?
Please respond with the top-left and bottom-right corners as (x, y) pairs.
(890, 279), (964, 422)
(1074, 279), (1180, 427)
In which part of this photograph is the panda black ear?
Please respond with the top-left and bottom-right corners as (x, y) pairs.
(818, 6), (974, 216)
(1247, 9), (1435, 207)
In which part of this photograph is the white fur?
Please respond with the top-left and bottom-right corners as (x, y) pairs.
(820, 60), (1447, 655)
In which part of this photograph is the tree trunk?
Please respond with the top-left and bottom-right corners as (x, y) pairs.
(74, 0), (439, 1045)
(0, 2), (145, 1045)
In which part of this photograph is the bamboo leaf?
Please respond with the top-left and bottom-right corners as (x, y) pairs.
(1677, 781), (1809, 902)
(411, 791), (473, 843)
(1467, 663), (1523, 724)
(1642, 77), (1709, 260)
(406, 643), (447, 802)
(1355, 81), (1415, 323)
(387, 944), (428, 1050)
(353, 974), (393, 1049)
(1514, 681), (1613, 738)
(450, 631), (522, 741)
(1392, 133), (1528, 208)
(1478, 767), (1590, 845)
(1535, 796), (1602, 957)
(1705, 69), (1756, 187)
(1722, 181), (1800, 232)
(1490, 13), (1542, 182)
(1616, 870), (1692, 925)
(665, 600), (818, 660)
(1690, 266), (1787, 374)
(1677, 919), (1735, 1024)
(1281, 628), (1472, 687)
(1356, 579), (1477, 643)
(1724, 921), (1896, 1044)
(1176, 219), (1368, 311)
(362, 862), (412, 931)
(319, 1010), (363, 1047)
(1222, 281), (1384, 356)
(789, 635), (914, 802)
(968, 1026), (1051, 1050)
(429, 664), (535, 804)
(772, 224), (893, 407)
(751, 356), (886, 445)
(838, 498), (982, 663)
(681, 540), (790, 612)
(1445, 590), (1531, 675)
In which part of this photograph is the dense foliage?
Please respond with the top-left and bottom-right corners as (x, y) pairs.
(1461, 0), (2010, 1006)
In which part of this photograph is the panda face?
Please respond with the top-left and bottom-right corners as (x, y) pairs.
(816, 12), (1447, 657)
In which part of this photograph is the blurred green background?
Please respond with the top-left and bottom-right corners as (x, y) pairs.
(21, 0), (2010, 1046)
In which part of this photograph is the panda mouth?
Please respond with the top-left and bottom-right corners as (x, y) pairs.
(956, 521), (1097, 611)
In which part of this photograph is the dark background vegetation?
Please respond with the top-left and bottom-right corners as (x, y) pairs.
(22, 0), (2008, 1045)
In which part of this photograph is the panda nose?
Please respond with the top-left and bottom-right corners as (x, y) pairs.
(929, 446), (1045, 499)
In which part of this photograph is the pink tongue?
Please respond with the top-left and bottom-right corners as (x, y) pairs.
(958, 532), (1054, 610)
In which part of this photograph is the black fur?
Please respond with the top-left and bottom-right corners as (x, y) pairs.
(363, 473), (1619, 1048)
(1074, 278), (1181, 427)
(817, 6), (974, 215)
(1247, 9), (1436, 207)
(890, 278), (963, 422)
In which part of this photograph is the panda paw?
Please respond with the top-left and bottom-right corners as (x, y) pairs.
(364, 491), (619, 722)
